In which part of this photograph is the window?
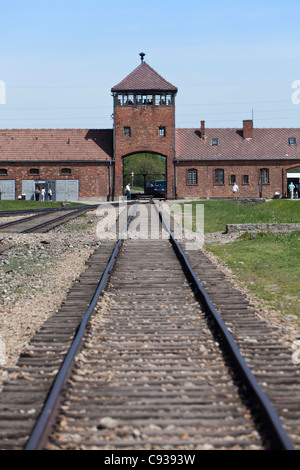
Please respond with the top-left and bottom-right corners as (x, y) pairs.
(260, 168), (269, 184)
(230, 174), (236, 184)
(188, 169), (198, 185)
(289, 137), (296, 145)
(0, 169), (8, 175)
(116, 92), (173, 107)
(29, 168), (39, 175)
(155, 93), (173, 106)
(61, 168), (72, 175)
(116, 94), (135, 106)
(124, 127), (131, 137)
(212, 138), (218, 146)
(159, 126), (166, 137)
(215, 169), (224, 184)
(243, 174), (249, 184)
(117, 94), (123, 106)
(137, 94), (152, 105)
(123, 94), (134, 106)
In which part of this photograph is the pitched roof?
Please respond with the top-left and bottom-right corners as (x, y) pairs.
(0, 129), (113, 162)
(175, 127), (300, 161)
(111, 61), (178, 92)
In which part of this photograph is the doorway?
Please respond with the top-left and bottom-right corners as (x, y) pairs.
(123, 153), (166, 199)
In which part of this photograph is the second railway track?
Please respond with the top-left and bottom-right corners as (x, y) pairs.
(0, 201), (299, 451)
(0, 206), (97, 235)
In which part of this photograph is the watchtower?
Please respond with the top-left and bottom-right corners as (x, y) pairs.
(111, 53), (178, 198)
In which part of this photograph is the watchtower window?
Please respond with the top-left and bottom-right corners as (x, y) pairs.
(115, 92), (173, 107)
(124, 127), (131, 137)
(159, 126), (166, 137)
(136, 94), (153, 105)
(117, 94), (134, 106)
(155, 93), (173, 106)
(0, 169), (8, 175)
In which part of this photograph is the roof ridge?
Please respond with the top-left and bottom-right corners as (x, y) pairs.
(111, 61), (177, 92)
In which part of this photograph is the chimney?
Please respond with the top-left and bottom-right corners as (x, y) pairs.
(243, 119), (253, 139)
(201, 120), (205, 140)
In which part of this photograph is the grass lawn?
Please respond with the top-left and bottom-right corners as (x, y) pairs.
(0, 200), (84, 211)
(182, 199), (300, 233)
(206, 231), (300, 318)
(177, 199), (300, 319)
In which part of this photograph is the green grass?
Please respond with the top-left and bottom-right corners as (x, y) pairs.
(206, 231), (300, 318)
(176, 199), (300, 318)
(182, 199), (300, 233)
(0, 200), (84, 211)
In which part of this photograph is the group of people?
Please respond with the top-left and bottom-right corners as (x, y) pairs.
(288, 181), (300, 199)
(35, 187), (53, 201)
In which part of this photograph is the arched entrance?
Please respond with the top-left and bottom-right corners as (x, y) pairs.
(123, 152), (167, 199)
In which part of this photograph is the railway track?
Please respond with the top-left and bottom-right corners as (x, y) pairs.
(0, 206), (97, 235)
(0, 201), (298, 450)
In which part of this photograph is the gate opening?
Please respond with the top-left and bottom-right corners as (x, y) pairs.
(123, 153), (166, 199)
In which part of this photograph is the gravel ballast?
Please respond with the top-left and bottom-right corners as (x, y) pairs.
(0, 210), (107, 389)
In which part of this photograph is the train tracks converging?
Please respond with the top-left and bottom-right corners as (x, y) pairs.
(0, 201), (299, 451)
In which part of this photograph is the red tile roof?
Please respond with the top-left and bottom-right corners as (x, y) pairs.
(175, 127), (300, 161)
(0, 129), (113, 162)
(1, 126), (299, 164)
(111, 62), (178, 92)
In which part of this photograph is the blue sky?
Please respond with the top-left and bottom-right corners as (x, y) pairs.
(0, 0), (300, 129)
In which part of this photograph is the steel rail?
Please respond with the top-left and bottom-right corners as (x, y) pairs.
(0, 205), (98, 218)
(22, 207), (90, 233)
(0, 210), (59, 230)
(153, 201), (295, 451)
(24, 202), (138, 450)
(0, 208), (86, 243)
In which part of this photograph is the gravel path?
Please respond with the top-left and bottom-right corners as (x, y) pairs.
(0, 210), (107, 389)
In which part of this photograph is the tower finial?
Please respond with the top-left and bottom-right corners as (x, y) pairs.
(139, 52), (145, 63)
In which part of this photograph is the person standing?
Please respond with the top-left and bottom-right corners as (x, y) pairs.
(288, 181), (295, 199)
(126, 183), (131, 200)
(232, 182), (239, 198)
(35, 187), (40, 201)
(48, 188), (53, 201)
(41, 187), (46, 201)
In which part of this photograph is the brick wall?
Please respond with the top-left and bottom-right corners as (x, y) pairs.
(0, 162), (110, 199)
(176, 160), (300, 198)
(114, 105), (176, 198)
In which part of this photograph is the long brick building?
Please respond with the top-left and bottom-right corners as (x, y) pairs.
(0, 55), (299, 201)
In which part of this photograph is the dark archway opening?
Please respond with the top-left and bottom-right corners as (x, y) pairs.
(123, 152), (167, 199)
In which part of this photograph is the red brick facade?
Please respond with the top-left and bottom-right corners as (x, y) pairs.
(113, 103), (176, 198)
(0, 161), (110, 199)
(176, 160), (300, 199)
(0, 59), (300, 201)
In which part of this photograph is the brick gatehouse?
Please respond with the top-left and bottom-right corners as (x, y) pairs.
(0, 54), (300, 201)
